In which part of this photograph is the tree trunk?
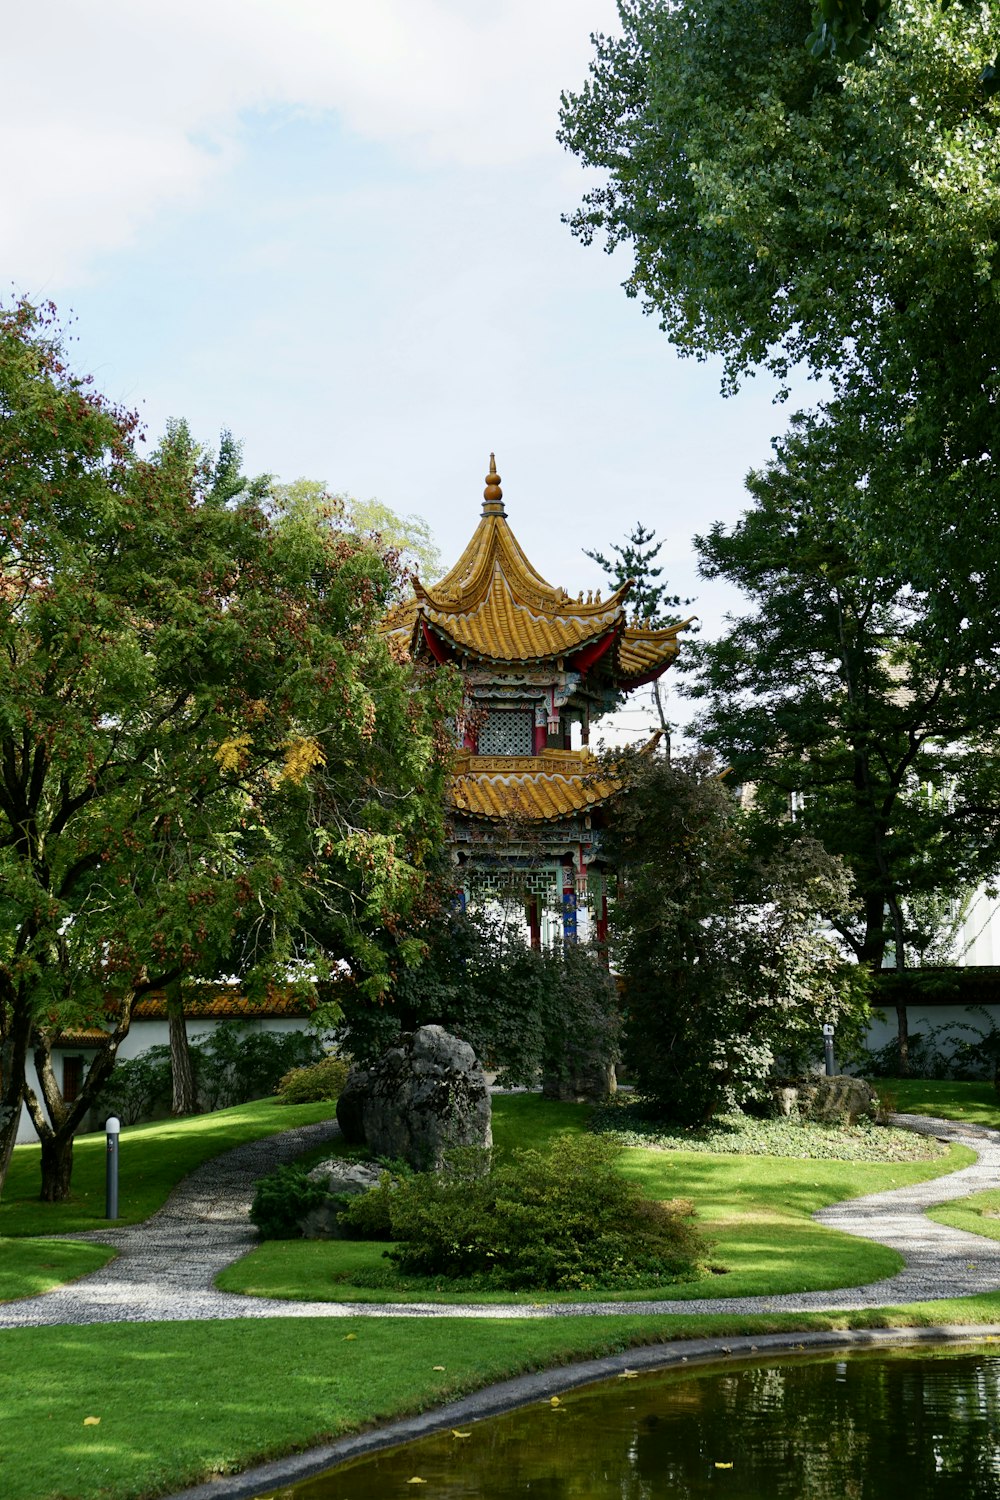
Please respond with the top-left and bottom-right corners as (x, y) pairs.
(0, 1004), (31, 1199)
(895, 1004), (910, 1078)
(167, 983), (197, 1116)
(25, 985), (141, 1201)
(38, 1133), (74, 1203)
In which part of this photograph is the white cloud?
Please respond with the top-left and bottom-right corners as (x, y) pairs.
(3, 0), (618, 285)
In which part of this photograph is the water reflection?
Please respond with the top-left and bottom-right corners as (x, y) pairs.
(274, 1347), (1000, 1499)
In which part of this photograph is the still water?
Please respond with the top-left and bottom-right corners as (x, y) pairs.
(273, 1346), (1000, 1499)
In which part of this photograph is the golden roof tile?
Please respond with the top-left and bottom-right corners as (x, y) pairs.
(402, 454), (630, 664)
(449, 749), (623, 822)
(617, 617), (694, 683)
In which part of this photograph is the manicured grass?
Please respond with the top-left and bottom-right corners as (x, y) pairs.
(2, 1088), (999, 1499)
(928, 1190), (1000, 1242)
(5, 1302), (1000, 1500)
(876, 1077), (1000, 1126)
(0, 1097), (338, 1238)
(218, 1097), (974, 1305)
(0, 1240), (115, 1303)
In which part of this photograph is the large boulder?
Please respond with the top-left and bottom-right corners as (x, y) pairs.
(298, 1160), (382, 1239)
(781, 1075), (880, 1125)
(335, 1066), (370, 1145)
(342, 1026), (492, 1171)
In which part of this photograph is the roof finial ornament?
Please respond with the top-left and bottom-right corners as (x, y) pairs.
(482, 452), (506, 517)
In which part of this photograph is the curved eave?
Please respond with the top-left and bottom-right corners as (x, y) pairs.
(423, 610), (620, 667)
(616, 616), (695, 686)
(449, 769), (621, 823)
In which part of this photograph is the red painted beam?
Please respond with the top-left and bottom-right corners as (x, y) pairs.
(420, 620), (452, 664)
(568, 631), (615, 674)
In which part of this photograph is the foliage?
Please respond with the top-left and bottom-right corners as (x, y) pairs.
(583, 522), (689, 627)
(865, 1008), (1000, 1086)
(590, 1100), (943, 1162)
(88, 1027), (324, 1124)
(0, 299), (453, 1199)
(601, 750), (871, 1124)
(340, 1135), (707, 1290)
(560, 0), (1000, 638)
(89, 1046), (172, 1126)
(249, 1164), (328, 1240)
(191, 1027), (322, 1111)
(336, 906), (620, 1088)
(686, 420), (1000, 970)
(275, 1053), (351, 1104)
(268, 478), (443, 586)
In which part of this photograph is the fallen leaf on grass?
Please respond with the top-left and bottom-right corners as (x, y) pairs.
(343, 1333), (357, 1341)
(432, 1365), (446, 1371)
(452, 1429), (472, 1439)
(83, 1417), (101, 1426)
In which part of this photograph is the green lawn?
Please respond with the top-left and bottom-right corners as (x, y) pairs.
(218, 1126), (972, 1304)
(3, 1083), (1000, 1500)
(0, 1097), (340, 1305)
(879, 1077), (1000, 1126)
(0, 1096), (338, 1238)
(5, 1302), (1000, 1500)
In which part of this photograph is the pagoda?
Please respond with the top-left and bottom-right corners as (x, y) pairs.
(383, 456), (688, 946)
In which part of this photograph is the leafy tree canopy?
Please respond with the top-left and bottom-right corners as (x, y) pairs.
(686, 413), (1000, 971)
(0, 301), (454, 1197)
(269, 478), (442, 587)
(601, 749), (870, 1123)
(561, 0), (999, 649)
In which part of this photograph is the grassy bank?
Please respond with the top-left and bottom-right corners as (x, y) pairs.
(4, 1300), (1000, 1500)
(2, 1080), (999, 1498)
(218, 1094), (972, 1305)
(0, 1097), (339, 1239)
(0, 1098), (340, 1304)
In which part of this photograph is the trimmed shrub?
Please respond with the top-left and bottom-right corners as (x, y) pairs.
(339, 1134), (707, 1290)
(275, 1055), (351, 1105)
(250, 1165), (328, 1240)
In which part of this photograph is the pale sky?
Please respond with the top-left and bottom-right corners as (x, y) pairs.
(6, 0), (806, 742)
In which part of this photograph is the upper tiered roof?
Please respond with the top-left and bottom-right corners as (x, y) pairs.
(383, 455), (688, 685)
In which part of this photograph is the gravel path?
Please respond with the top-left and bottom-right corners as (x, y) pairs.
(2, 1112), (1000, 1328)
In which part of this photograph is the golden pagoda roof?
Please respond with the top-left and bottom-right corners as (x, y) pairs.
(618, 620), (690, 684)
(383, 455), (690, 685)
(449, 747), (638, 823)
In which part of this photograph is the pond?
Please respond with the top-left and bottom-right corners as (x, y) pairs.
(272, 1344), (1000, 1499)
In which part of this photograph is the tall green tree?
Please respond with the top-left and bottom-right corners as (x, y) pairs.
(269, 479), (442, 587)
(584, 522), (691, 734)
(559, 0), (1000, 627)
(687, 416), (1000, 992)
(0, 302), (452, 1199)
(601, 750), (869, 1123)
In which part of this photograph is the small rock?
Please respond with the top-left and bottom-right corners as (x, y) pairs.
(298, 1160), (382, 1239)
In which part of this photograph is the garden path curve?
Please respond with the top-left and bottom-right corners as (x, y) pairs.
(2, 1112), (1000, 1328)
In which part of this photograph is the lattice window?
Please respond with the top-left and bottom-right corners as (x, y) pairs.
(466, 868), (560, 905)
(478, 709), (533, 756)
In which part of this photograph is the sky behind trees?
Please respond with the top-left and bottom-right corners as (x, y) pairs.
(6, 1), (805, 738)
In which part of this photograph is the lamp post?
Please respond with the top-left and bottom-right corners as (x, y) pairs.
(105, 1116), (121, 1220)
(822, 1022), (836, 1078)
